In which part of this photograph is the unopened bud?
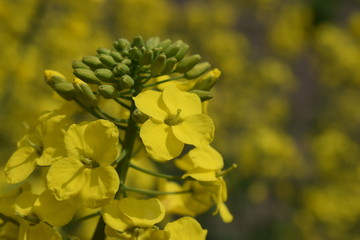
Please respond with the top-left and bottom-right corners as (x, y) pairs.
(114, 38), (130, 52)
(44, 70), (67, 86)
(140, 49), (153, 65)
(161, 57), (177, 74)
(184, 62), (211, 79)
(97, 47), (111, 55)
(129, 46), (142, 61)
(53, 82), (76, 101)
(73, 69), (101, 84)
(72, 60), (90, 69)
(95, 68), (114, 82)
(193, 68), (221, 91)
(163, 43), (179, 58)
(113, 63), (130, 76)
(131, 108), (149, 123)
(151, 53), (166, 75)
(174, 41), (189, 61)
(73, 78), (97, 107)
(110, 50), (123, 62)
(132, 35), (145, 48)
(189, 90), (213, 102)
(159, 39), (172, 49)
(82, 56), (103, 69)
(117, 75), (134, 90)
(175, 54), (201, 73)
(146, 37), (160, 49)
(98, 84), (117, 99)
(99, 54), (117, 67)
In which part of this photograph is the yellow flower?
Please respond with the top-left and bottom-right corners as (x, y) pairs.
(47, 119), (120, 208)
(102, 198), (167, 239)
(164, 217), (207, 240)
(5, 111), (69, 184)
(18, 221), (63, 240)
(175, 145), (224, 181)
(133, 84), (214, 161)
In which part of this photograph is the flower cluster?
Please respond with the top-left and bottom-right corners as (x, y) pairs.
(1, 36), (234, 239)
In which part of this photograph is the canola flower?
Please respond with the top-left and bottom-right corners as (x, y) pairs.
(1, 36), (234, 239)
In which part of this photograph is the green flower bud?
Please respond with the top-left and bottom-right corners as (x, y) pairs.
(193, 68), (221, 91)
(132, 35), (145, 48)
(140, 49), (153, 65)
(146, 37), (160, 49)
(117, 75), (134, 90)
(53, 82), (76, 101)
(152, 47), (163, 58)
(129, 46), (142, 61)
(114, 38), (130, 52)
(175, 54), (201, 73)
(99, 54), (117, 67)
(162, 57), (177, 74)
(98, 84), (117, 99)
(174, 41), (189, 61)
(110, 50), (123, 62)
(131, 108), (149, 123)
(113, 63), (130, 76)
(97, 47), (111, 55)
(121, 59), (132, 65)
(151, 53), (166, 76)
(184, 62), (211, 79)
(163, 43), (180, 58)
(44, 70), (67, 87)
(72, 60), (90, 69)
(189, 89), (213, 102)
(159, 39), (172, 49)
(73, 78), (97, 107)
(73, 69), (101, 84)
(95, 68), (114, 82)
(82, 56), (103, 69)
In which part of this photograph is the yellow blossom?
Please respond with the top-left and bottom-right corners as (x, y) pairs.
(164, 217), (207, 240)
(5, 111), (69, 184)
(133, 84), (214, 161)
(47, 119), (120, 208)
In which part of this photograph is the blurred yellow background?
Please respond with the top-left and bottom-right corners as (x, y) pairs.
(1, 0), (360, 239)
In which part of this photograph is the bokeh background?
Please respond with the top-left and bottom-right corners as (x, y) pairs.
(1, 0), (360, 239)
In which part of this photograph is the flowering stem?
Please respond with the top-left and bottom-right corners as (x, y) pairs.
(124, 186), (191, 196)
(129, 162), (183, 180)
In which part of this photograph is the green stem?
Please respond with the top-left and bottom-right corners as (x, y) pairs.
(142, 75), (184, 88)
(94, 106), (129, 123)
(91, 216), (106, 240)
(129, 162), (183, 180)
(124, 186), (191, 196)
(113, 98), (132, 110)
(70, 211), (100, 225)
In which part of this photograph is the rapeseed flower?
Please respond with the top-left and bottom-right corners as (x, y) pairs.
(133, 84), (214, 161)
(164, 217), (207, 240)
(47, 119), (120, 208)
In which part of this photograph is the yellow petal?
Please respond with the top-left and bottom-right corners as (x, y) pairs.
(133, 90), (168, 121)
(182, 168), (217, 181)
(103, 200), (132, 232)
(218, 202), (233, 223)
(47, 157), (85, 201)
(32, 190), (77, 227)
(4, 147), (38, 184)
(118, 198), (165, 228)
(64, 122), (89, 158)
(140, 120), (183, 161)
(172, 114), (214, 147)
(162, 84), (201, 117)
(80, 166), (119, 208)
(164, 216), (207, 240)
(22, 222), (63, 240)
(13, 190), (37, 217)
(83, 120), (120, 166)
(189, 145), (224, 170)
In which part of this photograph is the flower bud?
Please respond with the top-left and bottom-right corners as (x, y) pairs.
(117, 75), (134, 90)
(72, 60), (90, 69)
(114, 38), (130, 52)
(162, 57), (177, 74)
(110, 50), (123, 62)
(129, 46), (142, 61)
(95, 68), (114, 82)
(132, 35), (145, 48)
(163, 43), (179, 58)
(184, 62), (211, 79)
(159, 39), (172, 49)
(82, 56), (103, 69)
(146, 37), (160, 49)
(131, 108), (149, 123)
(44, 70), (67, 87)
(174, 41), (189, 61)
(73, 69), (101, 84)
(97, 47), (111, 55)
(98, 84), (117, 99)
(121, 59), (132, 65)
(189, 89), (213, 102)
(193, 68), (221, 91)
(140, 49), (153, 65)
(151, 53), (166, 75)
(73, 78), (97, 107)
(175, 54), (201, 73)
(99, 54), (117, 67)
(113, 63), (130, 76)
(53, 82), (76, 100)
